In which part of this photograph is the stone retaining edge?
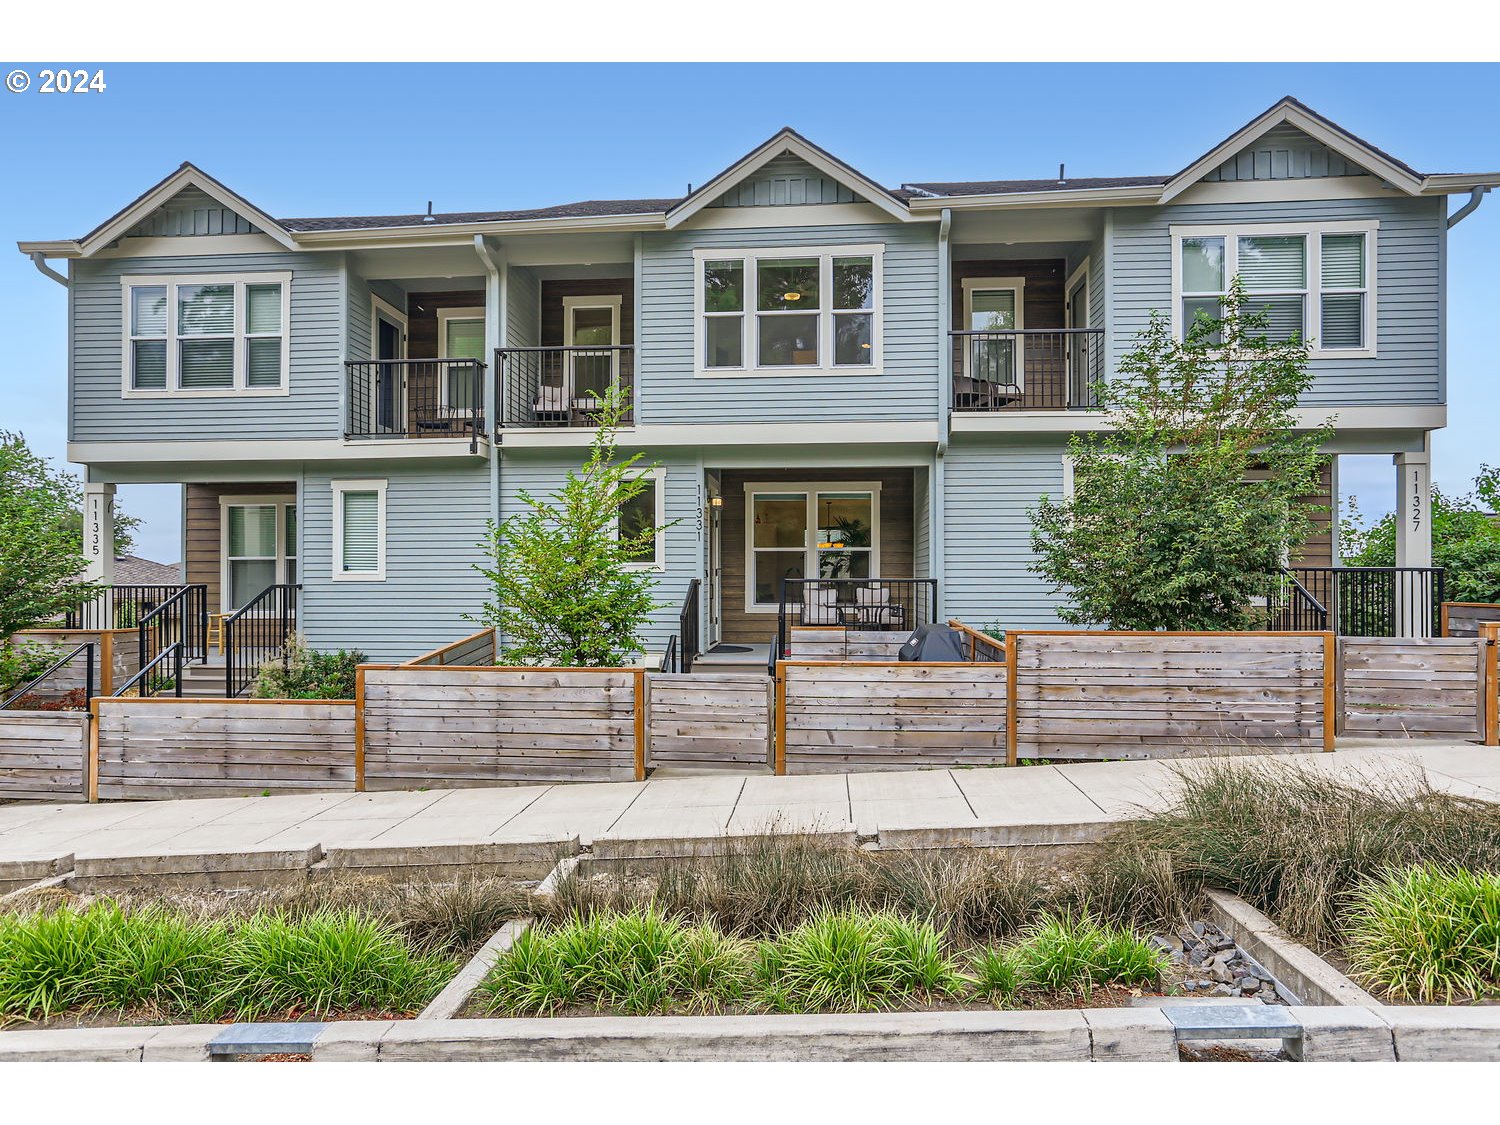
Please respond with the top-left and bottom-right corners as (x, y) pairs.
(415, 919), (532, 1021)
(2, 1007), (1499, 1062)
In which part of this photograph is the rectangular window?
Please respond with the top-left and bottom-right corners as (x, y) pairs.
(696, 246), (883, 375)
(746, 485), (880, 609)
(220, 496), (296, 614)
(333, 480), (386, 581)
(1320, 232), (1367, 349)
(438, 309), (485, 408)
(618, 471), (665, 570)
(122, 273), (290, 395)
(1171, 223), (1376, 356)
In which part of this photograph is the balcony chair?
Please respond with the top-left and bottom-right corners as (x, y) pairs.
(839, 582), (906, 629)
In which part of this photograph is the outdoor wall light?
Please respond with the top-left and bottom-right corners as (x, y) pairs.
(709, 496), (723, 508)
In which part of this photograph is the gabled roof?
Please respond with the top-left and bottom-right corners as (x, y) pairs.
(75, 163), (299, 255)
(1160, 96), (1427, 202)
(664, 127), (912, 228)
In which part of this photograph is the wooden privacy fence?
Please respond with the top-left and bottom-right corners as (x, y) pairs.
(404, 628), (497, 667)
(777, 662), (1009, 774)
(9, 628), (140, 696)
(0, 712), (89, 802)
(646, 672), (772, 770)
(357, 665), (645, 790)
(90, 698), (356, 801)
(1441, 602), (1500, 639)
(1007, 631), (1331, 761)
(787, 627), (912, 663)
(1339, 637), (1487, 739)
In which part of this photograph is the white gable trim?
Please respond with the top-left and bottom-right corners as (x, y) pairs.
(78, 166), (299, 257)
(666, 131), (910, 229)
(1161, 102), (1424, 204)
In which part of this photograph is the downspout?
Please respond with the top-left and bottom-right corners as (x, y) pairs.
(474, 235), (503, 525)
(29, 252), (68, 287)
(1446, 186), (1490, 229)
(933, 208), (951, 617)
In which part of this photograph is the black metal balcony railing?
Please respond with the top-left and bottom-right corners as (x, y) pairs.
(345, 360), (486, 450)
(63, 584), (184, 631)
(951, 328), (1104, 412)
(1267, 566), (1445, 637)
(224, 583), (300, 698)
(769, 578), (939, 674)
(497, 346), (635, 428)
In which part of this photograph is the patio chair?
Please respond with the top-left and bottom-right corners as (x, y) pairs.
(840, 583), (906, 629)
(800, 583), (842, 626)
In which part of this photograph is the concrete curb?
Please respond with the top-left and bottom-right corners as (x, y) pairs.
(1204, 888), (1384, 1008)
(416, 918), (532, 1021)
(70, 846), (323, 891)
(0, 854), (74, 895)
(317, 838), (577, 881)
(3, 1006), (1500, 1061)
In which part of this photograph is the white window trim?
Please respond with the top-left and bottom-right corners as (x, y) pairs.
(960, 276), (1027, 386)
(742, 481), (883, 613)
(435, 307), (485, 409)
(371, 294), (408, 358)
(1169, 220), (1378, 359)
(120, 271), (292, 398)
(218, 494), (297, 615)
(331, 478), (387, 582)
(562, 295), (624, 402)
(619, 466), (667, 572)
(693, 244), (884, 378)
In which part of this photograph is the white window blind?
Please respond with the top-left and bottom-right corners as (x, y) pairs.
(130, 285), (168, 389)
(340, 491), (380, 573)
(1320, 233), (1367, 349)
(245, 283), (284, 388)
(1238, 235), (1306, 342)
(123, 274), (288, 394)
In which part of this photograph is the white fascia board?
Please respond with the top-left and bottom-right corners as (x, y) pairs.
(949, 404), (1444, 436)
(500, 421), (942, 450)
(290, 212), (666, 249)
(68, 437), (488, 465)
(907, 185), (1164, 212)
(1160, 103), (1424, 204)
(78, 166), (300, 256)
(665, 133), (912, 229)
(1419, 173), (1500, 195)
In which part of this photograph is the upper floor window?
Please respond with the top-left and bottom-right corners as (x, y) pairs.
(437, 307), (485, 409)
(122, 272), (292, 396)
(1171, 222), (1376, 358)
(694, 245), (883, 376)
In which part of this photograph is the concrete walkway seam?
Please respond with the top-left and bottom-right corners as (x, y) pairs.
(416, 919), (533, 1021)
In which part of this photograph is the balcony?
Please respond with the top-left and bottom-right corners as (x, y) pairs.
(497, 346), (635, 429)
(345, 359), (486, 449)
(950, 328), (1104, 412)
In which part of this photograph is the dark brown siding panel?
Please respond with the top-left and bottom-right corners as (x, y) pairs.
(185, 483), (296, 615)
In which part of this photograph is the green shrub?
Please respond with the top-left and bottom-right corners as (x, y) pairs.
(0, 642), (59, 695)
(0, 904), (453, 1023)
(754, 909), (962, 1013)
(252, 635), (365, 700)
(1345, 865), (1500, 1003)
(969, 914), (1164, 1001)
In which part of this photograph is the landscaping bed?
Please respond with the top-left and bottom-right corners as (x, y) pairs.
(0, 875), (534, 1029)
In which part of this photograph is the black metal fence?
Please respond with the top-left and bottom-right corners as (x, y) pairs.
(1269, 567), (1445, 637)
(63, 585), (183, 630)
(497, 346), (635, 428)
(678, 579), (700, 674)
(1, 642), (95, 709)
(951, 328), (1103, 412)
(224, 583), (300, 698)
(1266, 571), (1330, 631)
(138, 584), (208, 670)
(345, 360), (486, 450)
(115, 642), (183, 700)
(770, 578), (939, 672)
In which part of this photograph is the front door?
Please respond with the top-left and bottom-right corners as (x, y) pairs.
(376, 315), (403, 433)
(563, 297), (621, 405)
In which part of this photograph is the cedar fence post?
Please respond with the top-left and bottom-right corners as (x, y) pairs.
(1005, 632), (1020, 766)
(354, 665), (367, 791)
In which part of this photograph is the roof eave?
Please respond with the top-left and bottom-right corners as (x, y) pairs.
(1419, 173), (1500, 195)
(906, 185), (1166, 211)
(289, 210), (669, 245)
(17, 240), (82, 258)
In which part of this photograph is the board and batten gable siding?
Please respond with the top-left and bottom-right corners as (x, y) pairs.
(70, 250), (345, 442)
(1108, 195), (1444, 405)
(942, 438), (1072, 630)
(636, 222), (940, 424)
(298, 460), (492, 662)
(707, 154), (865, 208)
(126, 186), (262, 238)
(498, 450), (699, 658)
(1201, 123), (1371, 182)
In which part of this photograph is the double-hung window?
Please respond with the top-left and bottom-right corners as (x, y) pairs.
(122, 272), (291, 395)
(220, 496), (297, 613)
(696, 246), (883, 375)
(332, 480), (387, 581)
(1172, 223), (1376, 357)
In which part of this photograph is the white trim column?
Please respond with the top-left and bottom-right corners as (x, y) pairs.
(1394, 444), (1433, 637)
(82, 481), (116, 585)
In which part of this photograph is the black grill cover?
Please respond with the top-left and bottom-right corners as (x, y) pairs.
(898, 623), (967, 662)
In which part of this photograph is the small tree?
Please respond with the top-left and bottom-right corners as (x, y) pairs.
(1030, 280), (1332, 631)
(472, 386), (664, 666)
(0, 431), (105, 639)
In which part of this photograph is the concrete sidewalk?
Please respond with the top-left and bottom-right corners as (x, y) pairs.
(1, 741), (1496, 888)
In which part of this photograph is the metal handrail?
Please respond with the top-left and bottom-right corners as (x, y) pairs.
(661, 633), (679, 675)
(113, 641), (183, 699)
(137, 583), (208, 668)
(678, 578), (701, 675)
(1282, 571), (1329, 628)
(224, 583), (300, 698)
(1, 642), (96, 709)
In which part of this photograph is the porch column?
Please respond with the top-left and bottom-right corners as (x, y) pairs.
(82, 481), (116, 585)
(1394, 447), (1432, 637)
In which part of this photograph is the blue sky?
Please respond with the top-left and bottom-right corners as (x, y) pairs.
(2, 62), (1496, 562)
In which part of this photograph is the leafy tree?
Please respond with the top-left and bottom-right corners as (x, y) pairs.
(471, 386), (666, 666)
(1341, 475), (1500, 604)
(0, 431), (105, 639)
(1030, 280), (1331, 631)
